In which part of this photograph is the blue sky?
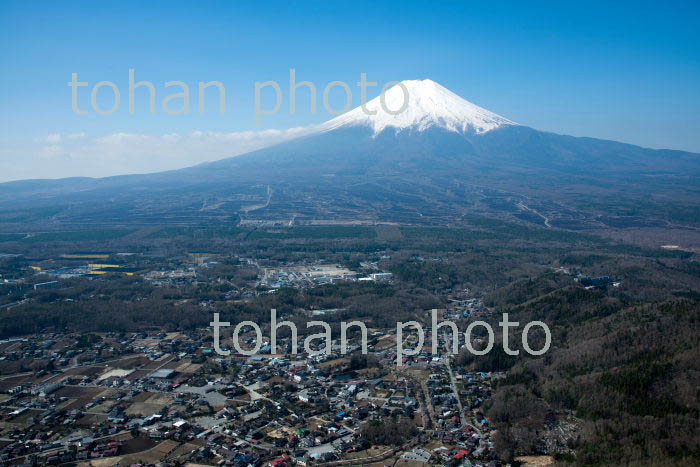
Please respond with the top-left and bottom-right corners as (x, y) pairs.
(0, 0), (699, 180)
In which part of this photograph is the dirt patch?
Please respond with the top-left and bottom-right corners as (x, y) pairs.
(141, 356), (174, 371)
(55, 386), (105, 398)
(126, 369), (151, 381)
(126, 393), (172, 417)
(168, 442), (200, 460)
(100, 439), (180, 465)
(515, 456), (555, 466)
(121, 436), (160, 455)
(318, 358), (350, 370)
(64, 366), (106, 378)
(174, 362), (201, 374)
(131, 391), (157, 403)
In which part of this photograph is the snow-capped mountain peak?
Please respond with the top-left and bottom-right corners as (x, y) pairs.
(321, 79), (515, 135)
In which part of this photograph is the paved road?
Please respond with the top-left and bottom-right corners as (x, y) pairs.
(517, 202), (551, 228)
(444, 354), (467, 428)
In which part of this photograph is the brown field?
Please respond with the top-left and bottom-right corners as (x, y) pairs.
(131, 391), (157, 403)
(318, 358), (350, 369)
(174, 361), (201, 374)
(55, 385), (105, 398)
(89, 399), (119, 413)
(168, 442), (200, 460)
(0, 374), (36, 392)
(64, 366), (106, 378)
(141, 355), (174, 370)
(108, 355), (151, 369)
(83, 439), (180, 466)
(120, 436), (160, 455)
(125, 393), (172, 417)
(342, 446), (395, 463)
(57, 386), (109, 411)
(515, 455), (555, 466)
(126, 369), (151, 381)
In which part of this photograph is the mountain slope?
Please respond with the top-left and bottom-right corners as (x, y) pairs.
(0, 80), (698, 237)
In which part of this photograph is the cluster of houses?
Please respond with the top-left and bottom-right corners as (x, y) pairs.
(0, 303), (505, 465)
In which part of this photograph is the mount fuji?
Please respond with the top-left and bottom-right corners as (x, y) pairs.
(1, 79), (699, 231)
(320, 79), (515, 135)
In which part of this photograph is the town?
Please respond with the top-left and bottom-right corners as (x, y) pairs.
(0, 318), (508, 466)
(0, 220), (681, 467)
(0, 246), (556, 466)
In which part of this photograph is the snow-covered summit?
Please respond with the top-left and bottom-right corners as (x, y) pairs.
(321, 79), (515, 135)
